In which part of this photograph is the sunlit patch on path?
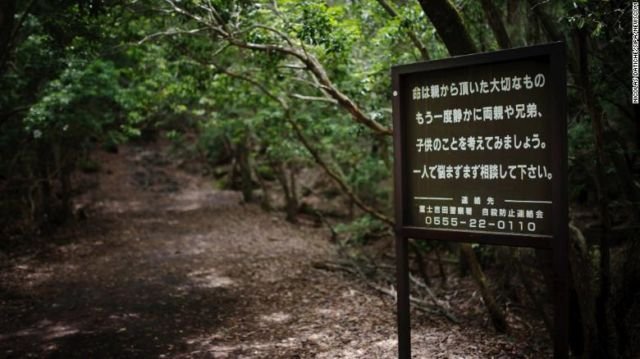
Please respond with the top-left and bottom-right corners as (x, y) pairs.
(187, 269), (235, 289)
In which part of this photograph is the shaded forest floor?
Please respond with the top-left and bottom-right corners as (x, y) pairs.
(0, 141), (551, 358)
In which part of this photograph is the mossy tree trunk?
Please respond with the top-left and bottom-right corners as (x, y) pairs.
(236, 137), (253, 203)
(274, 161), (298, 223)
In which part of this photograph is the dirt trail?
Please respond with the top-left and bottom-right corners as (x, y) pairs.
(0, 144), (549, 358)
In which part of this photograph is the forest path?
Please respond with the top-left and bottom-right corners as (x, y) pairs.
(0, 143), (398, 358)
(0, 142), (546, 358)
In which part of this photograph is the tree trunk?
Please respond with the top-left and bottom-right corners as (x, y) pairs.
(274, 162), (298, 223)
(287, 164), (299, 222)
(568, 223), (598, 357)
(417, 0), (477, 55)
(237, 139), (253, 203)
(418, 0), (508, 333)
(615, 236), (640, 357)
(409, 238), (431, 286)
(36, 141), (52, 232)
(460, 243), (508, 333)
(516, 259), (553, 338)
(252, 163), (272, 211)
(435, 247), (447, 288)
(505, 0), (525, 46)
(576, 28), (615, 358)
(0, 0), (17, 75)
(524, 4), (542, 46)
(479, 0), (512, 49)
(601, 123), (640, 221)
(55, 143), (73, 223)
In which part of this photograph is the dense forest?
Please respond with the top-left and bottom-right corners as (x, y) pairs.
(0, 0), (638, 358)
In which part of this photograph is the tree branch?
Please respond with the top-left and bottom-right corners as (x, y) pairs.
(137, 27), (207, 45)
(375, 0), (430, 59)
(288, 116), (394, 226)
(213, 65), (394, 225)
(290, 93), (338, 104)
(230, 38), (392, 135)
(163, 0), (392, 136)
(211, 63), (288, 109)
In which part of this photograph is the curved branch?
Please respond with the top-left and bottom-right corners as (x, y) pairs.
(137, 27), (207, 45)
(248, 23), (295, 48)
(215, 65), (394, 226)
(290, 93), (338, 104)
(163, 0), (392, 136)
(288, 118), (394, 226)
(165, 0), (228, 37)
(211, 63), (288, 109)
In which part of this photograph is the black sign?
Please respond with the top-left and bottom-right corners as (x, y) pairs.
(391, 43), (568, 359)
(392, 43), (566, 249)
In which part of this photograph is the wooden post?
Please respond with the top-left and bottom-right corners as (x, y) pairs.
(551, 41), (569, 358)
(396, 235), (411, 358)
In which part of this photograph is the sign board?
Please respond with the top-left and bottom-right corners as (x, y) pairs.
(391, 43), (567, 358)
(392, 43), (566, 249)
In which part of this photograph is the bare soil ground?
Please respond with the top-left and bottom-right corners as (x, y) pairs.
(0, 143), (551, 358)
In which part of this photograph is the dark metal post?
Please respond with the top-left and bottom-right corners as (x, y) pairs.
(396, 235), (411, 359)
(551, 41), (569, 359)
(553, 244), (569, 358)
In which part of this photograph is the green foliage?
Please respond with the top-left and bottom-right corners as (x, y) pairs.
(78, 158), (101, 173)
(568, 121), (594, 160)
(24, 58), (122, 141)
(0, 1), (208, 234)
(295, 1), (354, 56)
(334, 215), (387, 245)
(256, 164), (277, 181)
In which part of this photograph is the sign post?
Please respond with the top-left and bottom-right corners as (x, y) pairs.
(391, 42), (567, 358)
